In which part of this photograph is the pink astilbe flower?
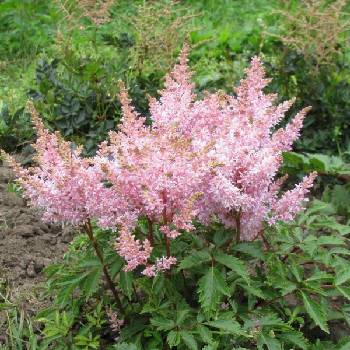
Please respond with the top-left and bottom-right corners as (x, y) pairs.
(115, 227), (152, 271)
(3, 46), (317, 275)
(106, 308), (124, 333)
(271, 172), (317, 223)
(99, 47), (209, 256)
(190, 57), (316, 240)
(2, 102), (131, 228)
(142, 256), (177, 277)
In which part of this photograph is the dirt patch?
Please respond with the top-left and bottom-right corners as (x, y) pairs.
(0, 160), (74, 338)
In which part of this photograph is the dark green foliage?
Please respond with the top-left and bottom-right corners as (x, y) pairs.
(29, 57), (121, 154)
(21, 193), (350, 349)
(267, 50), (350, 153)
(0, 0), (59, 60)
(0, 102), (33, 152)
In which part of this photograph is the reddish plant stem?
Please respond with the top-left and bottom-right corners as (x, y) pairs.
(146, 217), (154, 245)
(165, 236), (171, 257)
(235, 211), (241, 244)
(161, 190), (171, 257)
(84, 219), (124, 313)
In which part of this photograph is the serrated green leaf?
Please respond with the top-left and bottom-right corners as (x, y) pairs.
(336, 286), (350, 300)
(238, 282), (266, 299)
(198, 267), (230, 315)
(338, 340), (350, 350)
(197, 325), (212, 344)
(176, 303), (190, 325)
(150, 316), (175, 331)
(120, 271), (134, 300)
(214, 251), (250, 282)
(257, 332), (282, 350)
(300, 291), (329, 333)
(233, 242), (265, 260)
(258, 314), (286, 328)
(335, 267), (350, 286)
(81, 266), (102, 298)
(283, 331), (308, 350)
(178, 250), (211, 270)
(167, 330), (181, 347)
(180, 331), (198, 350)
(313, 219), (350, 236)
(205, 319), (242, 334)
(317, 235), (345, 245)
(306, 271), (333, 282)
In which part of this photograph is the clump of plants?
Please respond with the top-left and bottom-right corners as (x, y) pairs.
(0, 101), (33, 152)
(278, 0), (349, 69)
(3, 47), (350, 349)
(266, 0), (350, 153)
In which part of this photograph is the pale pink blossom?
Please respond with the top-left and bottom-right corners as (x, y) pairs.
(4, 47), (317, 273)
(142, 256), (177, 277)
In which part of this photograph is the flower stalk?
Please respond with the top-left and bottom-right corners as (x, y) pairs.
(83, 219), (124, 313)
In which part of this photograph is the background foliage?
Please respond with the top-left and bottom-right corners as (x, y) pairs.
(1, 0), (350, 349)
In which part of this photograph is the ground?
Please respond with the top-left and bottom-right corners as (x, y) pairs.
(0, 159), (74, 341)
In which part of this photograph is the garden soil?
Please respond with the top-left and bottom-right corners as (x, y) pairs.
(0, 158), (74, 340)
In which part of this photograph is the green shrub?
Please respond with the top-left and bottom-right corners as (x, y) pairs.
(27, 199), (350, 349)
(0, 101), (33, 152)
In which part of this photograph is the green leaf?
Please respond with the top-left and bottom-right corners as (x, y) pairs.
(198, 267), (230, 315)
(176, 303), (190, 325)
(233, 241), (265, 260)
(197, 325), (212, 344)
(108, 255), (124, 278)
(114, 343), (138, 350)
(342, 305), (350, 327)
(338, 340), (350, 350)
(306, 271), (333, 282)
(202, 344), (219, 350)
(317, 235), (345, 245)
(167, 330), (181, 348)
(312, 219), (350, 236)
(335, 268), (350, 286)
(300, 291), (329, 333)
(150, 316), (175, 331)
(178, 250), (211, 270)
(214, 251), (250, 282)
(336, 286), (350, 300)
(120, 271), (134, 300)
(257, 332), (282, 350)
(283, 331), (308, 350)
(238, 282), (266, 299)
(205, 319), (242, 334)
(81, 267), (102, 298)
(180, 331), (198, 350)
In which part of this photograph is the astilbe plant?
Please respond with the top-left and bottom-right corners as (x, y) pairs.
(3, 45), (324, 348)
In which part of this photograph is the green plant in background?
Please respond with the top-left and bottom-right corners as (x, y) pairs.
(0, 101), (33, 152)
(29, 56), (121, 155)
(0, 0), (60, 61)
(265, 0), (350, 153)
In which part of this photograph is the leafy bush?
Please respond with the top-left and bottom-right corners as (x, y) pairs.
(0, 101), (33, 152)
(3, 48), (350, 349)
(29, 56), (121, 155)
(32, 203), (350, 349)
(0, 0), (59, 60)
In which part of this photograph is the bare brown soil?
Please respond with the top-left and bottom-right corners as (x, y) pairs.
(0, 160), (74, 341)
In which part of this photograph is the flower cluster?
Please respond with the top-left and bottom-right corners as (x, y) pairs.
(3, 45), (316, 275)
